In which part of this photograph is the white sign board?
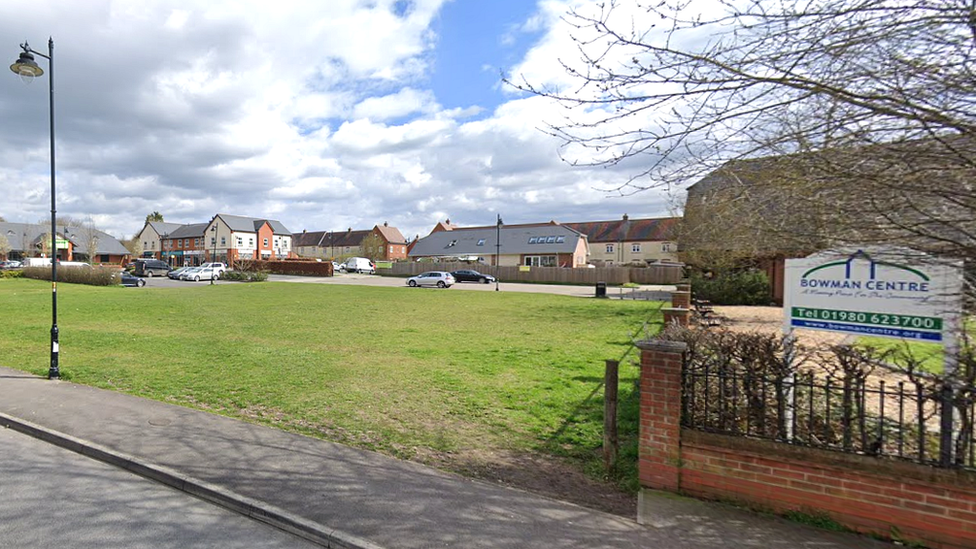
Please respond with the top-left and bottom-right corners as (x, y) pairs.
(783, 247), (962, 343)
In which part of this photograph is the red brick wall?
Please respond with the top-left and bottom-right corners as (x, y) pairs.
(637, 340), (976, 549)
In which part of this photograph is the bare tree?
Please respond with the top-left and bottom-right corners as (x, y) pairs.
(360, 232), (385, 261)
(79, 217), (101, 265)
(0, 234), (10, 260)
(509, 0), (976, 265)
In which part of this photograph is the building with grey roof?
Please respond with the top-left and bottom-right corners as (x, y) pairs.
(409, 222), (589, 267)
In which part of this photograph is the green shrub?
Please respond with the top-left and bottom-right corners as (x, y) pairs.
(1, 270), (23, 279)
(22, 265), (119, 286)
(690, 268), (771, 305)
(221, 270), (268, 282)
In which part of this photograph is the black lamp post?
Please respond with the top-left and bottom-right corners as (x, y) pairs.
(11, 39), (59, 379)
(495, 214), (502, 292)
(210, 225), (217, 285)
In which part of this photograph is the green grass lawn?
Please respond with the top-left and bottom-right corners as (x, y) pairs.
(0, 278), (660, 491)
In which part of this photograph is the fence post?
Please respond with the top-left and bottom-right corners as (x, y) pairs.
(939, 382), (954, 467)
(604, 359), (619, 473)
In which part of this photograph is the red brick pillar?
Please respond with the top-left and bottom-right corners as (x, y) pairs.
(671, 291), (691, 309)
(636, 339), (687, 492)
(661, 307), (690, 327)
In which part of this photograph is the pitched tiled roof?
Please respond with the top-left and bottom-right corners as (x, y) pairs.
(0, 222), (128, 255)
(565, 217), (679, 243)
(216, 214), (292, 235)
(292, 231), (328, 247)
(147, 222), (184, 237)
(410, 224), (586, 257)
(333, 229), (371, 247)
(167, 223), (208, 239)
(374, 224), (406, 244)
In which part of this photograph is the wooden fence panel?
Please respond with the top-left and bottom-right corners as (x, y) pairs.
(381, 262), (683, 285)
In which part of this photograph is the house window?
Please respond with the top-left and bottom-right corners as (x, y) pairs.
(556, 236), (565, 243)
(263, 238), (269, 247)
(632, 243), (641, 253)
(448, 240), (457, 247)
(211, 237), (216, 246)
(606, 244), (614, 253)
(528, 237), (538, 244)
(249, 238), (254, 247)
(195, 238), (201, 247)
(143, 241), (148, 249)
(662, 243), (674, 252)
(220, 237), (226, 246)
(546, 236), (556, 243)
(477, 239), (485, 246)
(237, 237), (243, 247)
(389, 246), (394, 253)
(524, 255), (557, 267)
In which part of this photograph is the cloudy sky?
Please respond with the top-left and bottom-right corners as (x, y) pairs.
(0, 0), (680, 241)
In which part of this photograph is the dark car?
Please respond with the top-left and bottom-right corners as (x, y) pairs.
(450, 269), (496, 284)
(119, 272), (146, 287)
(133, 259), (171, 277)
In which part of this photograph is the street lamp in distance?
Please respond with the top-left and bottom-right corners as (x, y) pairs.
(495, 214), (502, 292)
(210, 225), (217, 285)
(11, 38), (59, 379)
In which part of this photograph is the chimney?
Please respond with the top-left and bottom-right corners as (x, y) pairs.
(622, 213), (629, 221)
(384, 221), (389, 227)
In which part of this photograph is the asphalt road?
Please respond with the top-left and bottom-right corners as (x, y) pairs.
(0, 427), (320, 549)
(132, 270), (674, 297)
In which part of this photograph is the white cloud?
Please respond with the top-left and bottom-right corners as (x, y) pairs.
(0, 0), (675, 243)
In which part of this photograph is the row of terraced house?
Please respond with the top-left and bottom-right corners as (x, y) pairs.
(137, 213), (681, 268)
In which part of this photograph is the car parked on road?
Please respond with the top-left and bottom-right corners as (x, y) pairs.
(179, 266), (220, 281)
(450, 269), (495, 284)
(200, 262), (227, 276)
(343, 257), (375, 274)
(168, 266), (191, 279)
(0, 260), (22, 270)
(406, 271), (455, 288)
(119, 271), (146, 287)
(133, 259), (171, 277)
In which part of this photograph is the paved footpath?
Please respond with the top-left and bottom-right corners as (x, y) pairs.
(0, 367), (892, 548)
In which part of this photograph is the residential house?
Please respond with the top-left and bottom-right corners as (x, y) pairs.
(0, 222), (130, 264)
(370, 223), (408, 261)
(207, 213), (293, 264)
(136, 222), (184, 259)
(159, 223), (209, 266)
(292, 222), (408, 261)
(565, 215), (680, 266)
(409, 221), (589, 267)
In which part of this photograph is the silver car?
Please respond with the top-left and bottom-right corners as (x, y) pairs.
(406, 271), (455, 288)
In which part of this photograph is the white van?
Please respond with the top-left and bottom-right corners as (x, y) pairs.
(343, 257), (375, 274)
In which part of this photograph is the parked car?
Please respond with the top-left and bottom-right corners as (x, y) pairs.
(332, 261), (344, 273)
(450, 269), (495, 284)
(133, 259), (171, 277)
(406, 271), (455, 288)
(343, 257), (375, 274)
(119, 271), (146, 287)
(180, 266), (220, 281)
(168, 266), (191, 279)
(200, 262), (227, 276)
(0, 260), (22, 270)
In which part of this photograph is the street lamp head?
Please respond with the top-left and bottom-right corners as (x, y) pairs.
(10, 48), (42, 84)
